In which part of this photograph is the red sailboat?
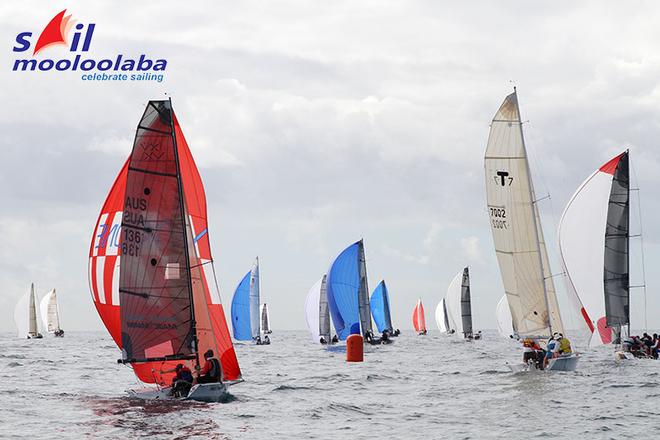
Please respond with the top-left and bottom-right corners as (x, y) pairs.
(412, 299), (427, 335)
(89, 99), (241, 401)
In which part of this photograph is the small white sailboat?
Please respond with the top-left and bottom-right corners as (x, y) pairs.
(304, 274), (336, 345)
(40, 289), (64, 337)
(484, 89), (578, 371)
(445, 267), (480, 339)
(558, 151), (646, 360)
(14, 283), (43, 339)
(434, 298), (453, 334)
(261, 303), (272, 334)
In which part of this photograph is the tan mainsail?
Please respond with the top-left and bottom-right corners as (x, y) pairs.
(484, 91), (564, 338)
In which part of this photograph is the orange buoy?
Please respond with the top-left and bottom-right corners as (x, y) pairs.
(346, 334), (364, 362)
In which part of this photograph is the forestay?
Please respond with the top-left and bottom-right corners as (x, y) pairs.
(484, 90), (564, 339)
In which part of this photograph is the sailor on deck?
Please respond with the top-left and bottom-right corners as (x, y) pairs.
(197, 349), (223, 384)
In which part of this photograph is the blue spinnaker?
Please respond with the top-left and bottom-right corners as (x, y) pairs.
(231, 270), (252, 340)
(327, 241), (361, 340)
(370, 280), (393, 333)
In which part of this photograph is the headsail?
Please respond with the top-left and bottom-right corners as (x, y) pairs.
(484, 91), (564, 339)
(370, 280), (393, 334)
(496, 295), (514, 338)
(89, 100), (241, 385)
(434, 298), (451, 332)
(14, 285), (31, 338)
(231, 270), (252, 340)
(558, 151), (630, 346)
(40, 289), (60, 333)
(304, 275), (331, 343)
(327, 240), (372, 340)
(412, 299), (426, 333)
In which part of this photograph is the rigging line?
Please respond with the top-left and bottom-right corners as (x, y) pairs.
(630, 157), (648, 332)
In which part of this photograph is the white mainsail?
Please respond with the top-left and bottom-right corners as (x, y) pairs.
(496, 295), (514, 338)
(249, 257), (260, 338)
(484, 90), (564, 339)
(14, 283), (41, 338)
(40, 289), (60, 333)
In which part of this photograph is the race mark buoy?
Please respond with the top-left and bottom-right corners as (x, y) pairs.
(346, 334), (364, 362)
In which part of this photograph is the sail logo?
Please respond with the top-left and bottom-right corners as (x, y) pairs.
(494, 171), (513, 186)
(11, 9), (167, 82)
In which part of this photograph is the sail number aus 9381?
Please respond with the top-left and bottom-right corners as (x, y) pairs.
(489, 207), (507, 229)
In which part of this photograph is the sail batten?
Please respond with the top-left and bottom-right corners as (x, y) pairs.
(484, 91), (564, 339)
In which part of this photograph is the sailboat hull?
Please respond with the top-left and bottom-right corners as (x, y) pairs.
(128, 382), (230, 403)
(547, 353), (580, 371)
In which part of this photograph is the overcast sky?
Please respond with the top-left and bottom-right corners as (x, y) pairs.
(2, 1), (659, 334)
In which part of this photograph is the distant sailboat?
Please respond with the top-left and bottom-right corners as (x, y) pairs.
(495, 295), (514, 338)
(327, 240), (382, 344)
(304, 274), (335, 344)
(484, 90), (578, 371)
(89, 99), (242, 401)
(434, 298), (453, 333)
(370, 280), (399, 337)
(261, 303), (272, 334)
(14, 283), (43, 339)
(445, 267), (479, 339)
(412, 299), (427, 335)
(40, 289), (64, 337)
(231, 257), (270, 344)
(558, 151), (643, 359)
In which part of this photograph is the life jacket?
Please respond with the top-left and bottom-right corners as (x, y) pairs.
(177, 366), (193, 383)
(208, 358), (222, 380)
(558, 338), (572, 354)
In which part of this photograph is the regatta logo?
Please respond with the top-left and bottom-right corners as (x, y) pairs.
(12, 9), (167, 82)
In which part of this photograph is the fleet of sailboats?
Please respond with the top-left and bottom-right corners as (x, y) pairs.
(11, 91), (653, 405)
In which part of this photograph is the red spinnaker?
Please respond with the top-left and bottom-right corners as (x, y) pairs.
(412, 299), (426, 333)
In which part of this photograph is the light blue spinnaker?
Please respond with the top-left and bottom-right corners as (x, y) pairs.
(231, 270), (252, 340)
(370, 280), (393, 334)
(327, 240), (372, 340)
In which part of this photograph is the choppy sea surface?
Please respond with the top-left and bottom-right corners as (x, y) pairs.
(2, 330), (660, 439)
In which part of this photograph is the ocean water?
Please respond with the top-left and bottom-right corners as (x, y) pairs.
(2, 330), (660, 439)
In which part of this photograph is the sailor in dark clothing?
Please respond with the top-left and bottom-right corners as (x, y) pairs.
(332, 335), (339, 343)
(161, 363), (194, 397)
(197, 349), (222, 384)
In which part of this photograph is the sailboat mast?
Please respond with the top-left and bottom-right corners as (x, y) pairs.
(514, 89), (554, 337)
(626, 149), (631, 338)
(168, 98), (199, 369)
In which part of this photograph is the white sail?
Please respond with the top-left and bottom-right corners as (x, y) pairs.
(318, 274), (331, 341)
(484, 90), (564, 339)
(435, 298), (448, 332)
(249, 257), (260, 339)
(558, 152), (630, 347)
(496, 295), (514, 338)
(14, 287), (31, 338)
(40, 289), (60, 333)
(304, 277), (323, 343)
(445, 269), (464, 335)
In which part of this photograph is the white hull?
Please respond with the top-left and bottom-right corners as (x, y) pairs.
(507, 353), (580, 373)
(128, 382), (230, 403)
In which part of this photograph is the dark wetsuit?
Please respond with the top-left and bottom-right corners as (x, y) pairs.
(198, 358), (222, 384)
